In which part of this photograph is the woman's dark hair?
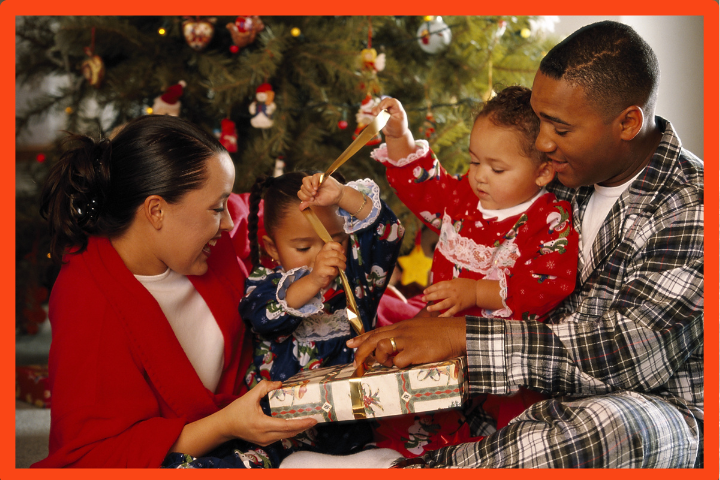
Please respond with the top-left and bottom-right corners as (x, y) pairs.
(40, 115), (226, 263)
(475, 85), (545, 164)
(247, 170), (345, 268)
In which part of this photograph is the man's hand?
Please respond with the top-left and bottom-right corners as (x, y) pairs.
(346, 316), (466, 369)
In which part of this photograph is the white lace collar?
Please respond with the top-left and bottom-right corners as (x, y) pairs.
(477, 188), (547, 222)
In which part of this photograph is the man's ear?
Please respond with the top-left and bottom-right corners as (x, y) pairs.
(617, 105), (644, 141)
(262, 235), (279, 261)
(143, 195), (165, 230)
(535, 160), (555, 187)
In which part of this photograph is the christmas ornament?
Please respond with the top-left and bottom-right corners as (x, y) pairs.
(338, 120), (348, 130)
(249, 83), (276, 129)
(417, 16), (452, 54)
(152, 80), (186, 116)
(227, 16), (264, 51)
(182, 17), (215, 51)
(291, 27), (301, 37)
(397, 232), (433, 287)
(521, 28), (531, 38)
(81, 28), (104, 88)
(273, 156), (286, 177)
(229, 45), (239, 54)
(353, 95), (383, 145)
(65, 107), (74, 114)
(219, 118), (238, 152)
(158, 27), (167, 36)
(418, 111), (437, 140)
(360, 47), (385, 74)
(36, 153), (46, 163)
(495, 20), (508, 38)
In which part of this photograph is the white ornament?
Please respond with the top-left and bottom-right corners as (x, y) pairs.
(417, 16), (452, 54)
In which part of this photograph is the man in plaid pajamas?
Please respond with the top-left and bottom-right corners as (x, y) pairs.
(348, 21), (703, 468)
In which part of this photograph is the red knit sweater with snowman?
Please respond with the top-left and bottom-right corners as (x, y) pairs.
(372, 140), (578, 321)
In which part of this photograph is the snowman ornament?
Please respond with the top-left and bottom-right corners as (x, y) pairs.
(249, 83), (276, 129)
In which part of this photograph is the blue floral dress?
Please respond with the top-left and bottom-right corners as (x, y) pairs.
(240, 179), (404, 388)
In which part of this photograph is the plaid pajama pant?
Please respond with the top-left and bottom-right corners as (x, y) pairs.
(421, 391), (701, 468)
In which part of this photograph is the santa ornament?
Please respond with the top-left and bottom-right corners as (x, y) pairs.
(152, 81), (186, 116)
(219, 118), (238, 152)
(249, 83), (276, 129)
(182, 17), (216, 51)
(353, 95), (383, 145)
(227, 16), (265, 52)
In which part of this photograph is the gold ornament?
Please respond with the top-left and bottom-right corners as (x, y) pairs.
(521, 28), (531, 38)
(182, 17), (215, 51)
(291, 27), (301, 37)
(81, 51), (105, 88)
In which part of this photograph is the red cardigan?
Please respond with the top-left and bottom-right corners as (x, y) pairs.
(33, 193), (254, 468)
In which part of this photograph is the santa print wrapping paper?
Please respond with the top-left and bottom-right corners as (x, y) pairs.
(268, 357), (467, 423)
(16, 365), (51, 408)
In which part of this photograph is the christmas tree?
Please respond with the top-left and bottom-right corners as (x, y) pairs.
(15, 15), (558, 333)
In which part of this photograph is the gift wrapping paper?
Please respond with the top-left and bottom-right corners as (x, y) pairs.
(268, 357), (467, 422)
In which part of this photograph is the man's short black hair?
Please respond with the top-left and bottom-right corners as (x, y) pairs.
(539, 21), (659, 120)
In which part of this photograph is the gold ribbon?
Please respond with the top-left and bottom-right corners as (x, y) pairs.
(300, 110), (390, 338)
(319, 109), (390, 184)
(301, 208), (364, 337)
(349, 374), (366, 419)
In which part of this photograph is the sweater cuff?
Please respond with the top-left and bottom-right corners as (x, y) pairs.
(276, 267), (324, 317)
(370, 139), (430, 168)
(338, 179), (382, 233)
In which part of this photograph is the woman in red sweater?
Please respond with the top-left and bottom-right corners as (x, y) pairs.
(33, 115), (316, 468)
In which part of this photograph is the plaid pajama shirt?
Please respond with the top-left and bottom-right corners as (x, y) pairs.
(420, 117), (704, 468)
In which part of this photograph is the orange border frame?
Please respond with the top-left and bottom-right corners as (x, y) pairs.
(4, 1), (718, 479)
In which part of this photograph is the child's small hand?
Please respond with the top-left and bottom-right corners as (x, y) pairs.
(372, 97), (409, 139)
(298, 173), (345, 210)
(309, 242), (347, 289)
(423, 278), (478, 317)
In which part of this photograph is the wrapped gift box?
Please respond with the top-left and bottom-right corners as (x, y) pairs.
(269, 357), (467, 422)
(16, 365), (51, 408)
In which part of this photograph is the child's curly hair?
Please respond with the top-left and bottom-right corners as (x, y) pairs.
(475, 86), (545, 164)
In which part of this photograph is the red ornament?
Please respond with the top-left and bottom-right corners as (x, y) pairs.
(229, 45), (239, 54)
(219, 118), (238, 153)
(338, 120), (348, 130)
(36, 153), (46, 163)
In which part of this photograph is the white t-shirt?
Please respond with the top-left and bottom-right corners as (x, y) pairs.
(135, 268), (224, 392)
(581, 173), (640, 265)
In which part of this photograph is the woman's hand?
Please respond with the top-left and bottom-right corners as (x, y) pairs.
(222, 380), (317, 447)
(423, 278), (478, 317)
(171, 380), (317, 457)
(308, 242), (346, 289)
(346, 316), (466, 369)
(298, 173), (344, 210)
(372, 97), (409, 139)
